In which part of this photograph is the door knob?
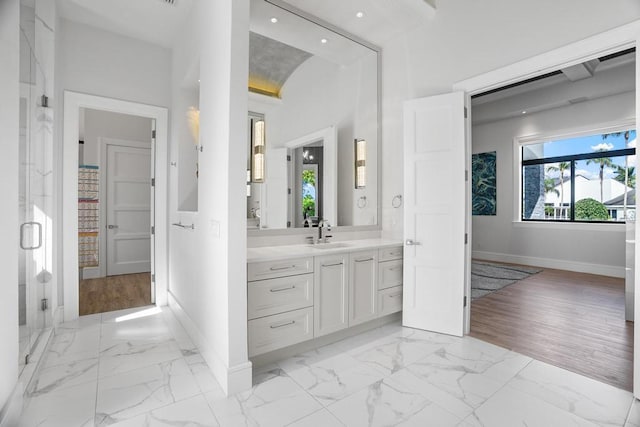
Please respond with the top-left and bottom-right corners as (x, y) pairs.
(107, 224), (119, 229)
(405, 239), (421, 246)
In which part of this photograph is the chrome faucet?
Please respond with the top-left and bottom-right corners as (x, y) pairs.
(318, 219), (332, 243)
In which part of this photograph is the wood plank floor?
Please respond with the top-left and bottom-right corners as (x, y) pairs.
(470, 263), (633, 391)
(79, 273), (151, 316)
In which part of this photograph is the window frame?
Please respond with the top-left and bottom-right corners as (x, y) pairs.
(515, 121), (636, 225)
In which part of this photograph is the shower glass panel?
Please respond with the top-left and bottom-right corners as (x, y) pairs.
(19, 0), (53, 374)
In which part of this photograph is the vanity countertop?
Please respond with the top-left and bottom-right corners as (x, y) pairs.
(247, 238), (403, 263)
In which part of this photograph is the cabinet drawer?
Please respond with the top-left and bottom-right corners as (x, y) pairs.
(378, 286), (403, 316)
(379, 246), (403, 262)
(248, 274), (313, 320)
(378, 259), (403, 290)
(248, 307), (313, 357)
(248, 257), (313, 281)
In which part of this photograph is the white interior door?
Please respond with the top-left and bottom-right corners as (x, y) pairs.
(264, 147), (287, 229)
(402, 92), (467, 337)
(106, 144), (152, 276)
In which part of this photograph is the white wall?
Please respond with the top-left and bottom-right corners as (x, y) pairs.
(168, 0), (252, 395)
(82, 108), (152, 165)
(0, 0), (20, 418)
(379, 0), (640, 239)
(56, 19), (171, 107)
(472, 91), (635, 275)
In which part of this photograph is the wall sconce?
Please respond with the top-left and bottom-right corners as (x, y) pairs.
(246, 170), (251, 197)
(355, 138), (366, 189)
(252, 119), (265, 183)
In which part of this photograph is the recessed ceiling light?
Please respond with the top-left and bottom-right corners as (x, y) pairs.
(270, 17), (278, 23)
(321, 38), (328, 44)
(522, 110), (527, 114)
(356, 11), (364, 18)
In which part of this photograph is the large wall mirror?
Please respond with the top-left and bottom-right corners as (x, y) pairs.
(247, 0), (380, 231)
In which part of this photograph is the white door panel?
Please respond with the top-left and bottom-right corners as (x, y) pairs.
(107, 144), (152, 276)
(403, 92), (467, 337)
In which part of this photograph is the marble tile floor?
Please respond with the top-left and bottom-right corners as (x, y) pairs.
(16, 305), (640, 426)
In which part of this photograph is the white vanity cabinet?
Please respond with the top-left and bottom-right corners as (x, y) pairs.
(378, 247), (403, 316)
(247, 256), (314, 357)
(314, 253), (349, 337)
(247, 241), (403, 357)
(349, 250), (379, 326)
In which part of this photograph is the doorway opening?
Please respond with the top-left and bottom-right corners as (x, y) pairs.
(467, 47), (635, 391)
(77, 108), (155, 316)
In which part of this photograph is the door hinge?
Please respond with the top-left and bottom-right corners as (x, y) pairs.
(287, 221), (291, 227)
(464, 296), (467, 307)
(465, 170), (469, 181)
(152, 129), (156, 139)
(151, 178), (155, 187)
(288, 188), (292, 195)
(464, 106), (468, 119)
(151, 274), (155, 283)
(464, 233), (468, 244)
(41, 298), (48, 311)
(151, 226), (155, 235)
(287, 155), (291, 161)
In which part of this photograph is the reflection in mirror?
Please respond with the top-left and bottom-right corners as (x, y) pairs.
(247, 0), (379, 230)
(247, 112), (264, 228)
(297, 144), (322, 226)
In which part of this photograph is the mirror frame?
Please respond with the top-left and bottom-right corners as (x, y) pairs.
(248, 0), (382, 235)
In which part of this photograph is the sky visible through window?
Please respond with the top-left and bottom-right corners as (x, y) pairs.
(525, 130), (636, 180)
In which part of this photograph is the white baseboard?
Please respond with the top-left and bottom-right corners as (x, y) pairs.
(472, 251), (625, 278)
(53, 305), (64, 328)
(167, 292), (252, 396)
(0, 382), (23, 427)
(81, 267), (101, 280)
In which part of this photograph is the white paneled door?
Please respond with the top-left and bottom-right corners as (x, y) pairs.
(106, 143), (152, 276)
(402, 92), (467, 337)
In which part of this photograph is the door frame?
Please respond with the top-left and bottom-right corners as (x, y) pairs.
(62, 91), (168, 320)
(452, 21), (640, 396)
(100, 137), (153, 281)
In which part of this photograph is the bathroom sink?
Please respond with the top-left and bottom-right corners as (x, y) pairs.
(307, 242), (351, 250)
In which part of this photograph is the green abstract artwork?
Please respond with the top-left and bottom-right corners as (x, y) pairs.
(472, 151), (496, 215)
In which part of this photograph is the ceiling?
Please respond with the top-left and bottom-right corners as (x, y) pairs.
(471, 50), (636, 125)
(57, 0), (436, 50)
(249, 32), (312, 97)
(56, 0), (194, 48)
(281, 0), (436, 46)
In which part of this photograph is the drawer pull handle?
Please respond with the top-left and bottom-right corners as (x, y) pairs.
(389, 293), (402, 298)
(270, 285), (296, 293)
(270, 265), (295, 271)
(270, 320), (296, 329)
(388, 267), (401, 271)
(322, 262), (343, 267)
(355, 258), (374, 263)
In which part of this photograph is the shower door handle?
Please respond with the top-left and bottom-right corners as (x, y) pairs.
(20, 222), (42, 250)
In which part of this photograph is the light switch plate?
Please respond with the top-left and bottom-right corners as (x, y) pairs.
(209, 219), (220, 237)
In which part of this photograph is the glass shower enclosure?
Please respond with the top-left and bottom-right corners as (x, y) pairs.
(18, 0), (55, 375)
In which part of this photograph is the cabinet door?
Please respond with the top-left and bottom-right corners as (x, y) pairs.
(314, 253), (349, 337)
(349, 250), (378, 326)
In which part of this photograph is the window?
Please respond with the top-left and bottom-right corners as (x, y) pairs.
(521, 128), (636, 222)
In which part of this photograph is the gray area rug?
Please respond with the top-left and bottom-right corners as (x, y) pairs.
(471, 261), (542, 300)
